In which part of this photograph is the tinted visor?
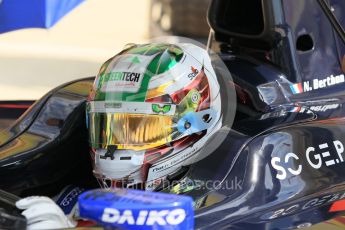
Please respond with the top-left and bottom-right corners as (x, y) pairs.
(88, 112), (173, 151)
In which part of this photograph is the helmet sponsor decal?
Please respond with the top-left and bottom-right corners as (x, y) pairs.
(100, 71), (143, 92)
(97, 53), (156, 96)
(188, 66), (199, 80)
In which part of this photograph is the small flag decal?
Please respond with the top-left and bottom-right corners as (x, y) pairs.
(290, 83), (303, 94)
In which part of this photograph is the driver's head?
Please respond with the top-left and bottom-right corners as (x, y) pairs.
(86, 43), (222, 190)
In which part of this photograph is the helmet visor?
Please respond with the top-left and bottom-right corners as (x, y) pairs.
(88, 112), (173, 151)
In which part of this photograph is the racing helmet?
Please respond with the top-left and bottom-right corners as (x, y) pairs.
(86, 42), (232, 191)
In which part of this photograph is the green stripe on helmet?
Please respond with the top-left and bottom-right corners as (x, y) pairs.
(93, 44), (184, 102)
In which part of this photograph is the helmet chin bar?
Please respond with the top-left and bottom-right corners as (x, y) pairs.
(93, 148), (146, 189)
(94, 160), (191, 191)
(93, 132), (205, 190)
(94, 168), (145, 189)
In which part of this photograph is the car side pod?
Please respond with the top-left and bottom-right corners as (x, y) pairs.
(78, 189), (194, 230)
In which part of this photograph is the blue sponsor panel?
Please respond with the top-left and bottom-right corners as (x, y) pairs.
(55, 185), (84, 215)
(78, 189), (194, 230)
